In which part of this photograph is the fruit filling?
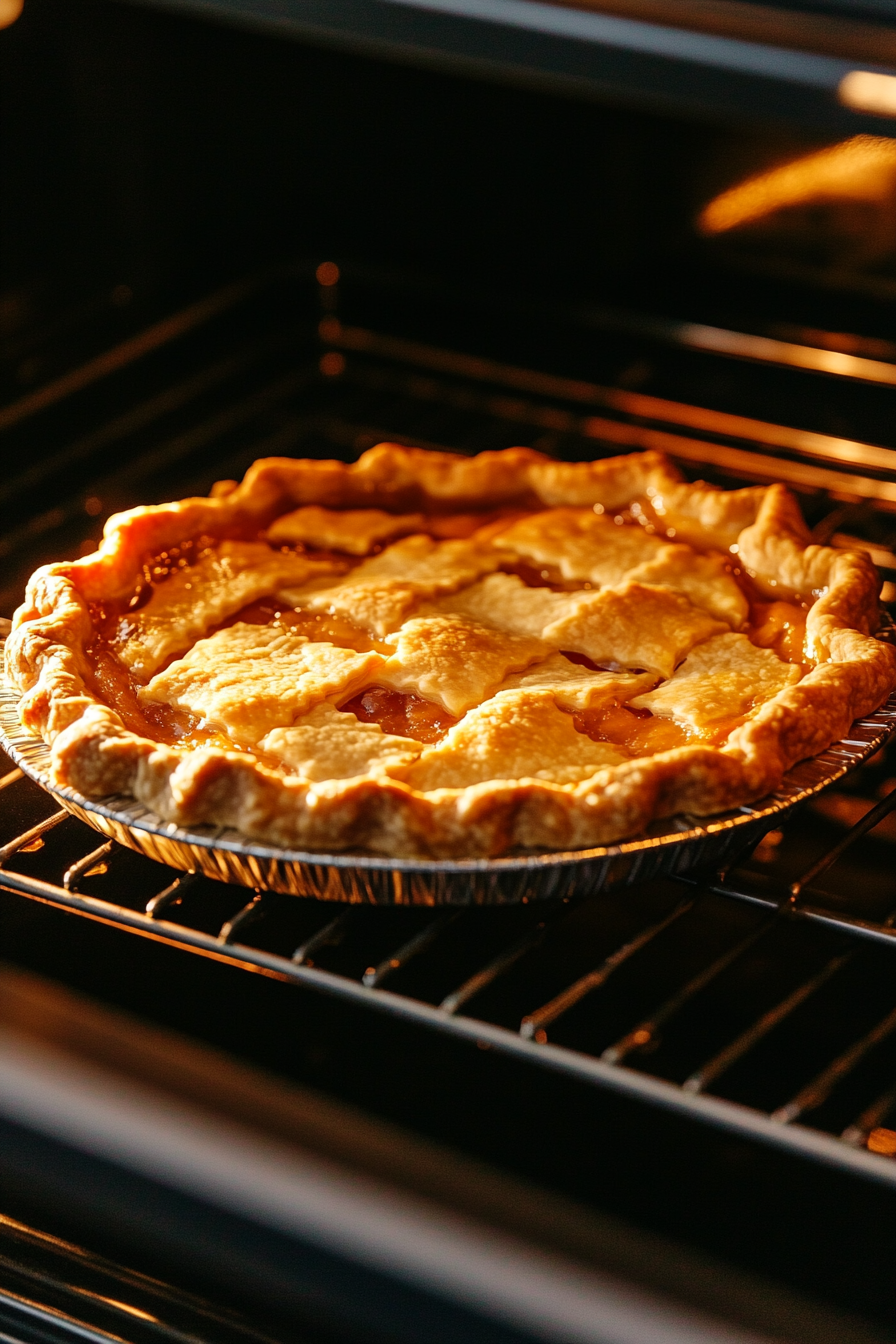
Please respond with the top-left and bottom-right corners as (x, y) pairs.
(572, 701), (745, 753)
(84, 637), (218, 747)
(749, 600), (809, 666)
(340, 687), (459, 744)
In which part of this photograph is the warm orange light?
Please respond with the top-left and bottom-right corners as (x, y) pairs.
(316, 261), (341, 287)
(698, 135), (896, 235)
(867, 1126), (896, 1156)
(318, 317), (342, 342)
(94, 1297), (158, 1323)
(0, 0), (23, 29)
(840, 71), (896, 119)
(319, 352), (346, 377)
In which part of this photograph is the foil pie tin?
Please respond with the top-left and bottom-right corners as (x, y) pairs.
(1, 640), (895, 905)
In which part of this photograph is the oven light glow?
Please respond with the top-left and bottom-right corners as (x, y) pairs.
(320, 352), (346, 377)
(697, 135), (896, 235)
(867, 1127), (896, 1156)
(93, 1296), (159, 1322)
(316, 261), (340, 287)
(839, 71), (896, 119)
(0, 0), (22, 29)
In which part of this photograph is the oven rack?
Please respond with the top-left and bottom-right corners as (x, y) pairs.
(3, 266), (896, 617)
(1, 733), (895, 1183)
(2, 266), (896, 1187)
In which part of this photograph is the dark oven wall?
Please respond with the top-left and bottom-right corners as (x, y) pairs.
(1, 0), (869, 368)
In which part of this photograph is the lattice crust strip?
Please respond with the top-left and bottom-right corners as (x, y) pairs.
(6, 445), (895, 858)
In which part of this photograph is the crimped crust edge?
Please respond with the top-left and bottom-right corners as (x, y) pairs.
(6, 445), (895, 859)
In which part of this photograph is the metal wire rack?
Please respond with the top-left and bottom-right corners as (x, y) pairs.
(2, 266), (896, 1181)
(1, 721), (895, 1175)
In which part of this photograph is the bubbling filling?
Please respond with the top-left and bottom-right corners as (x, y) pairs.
(340, 687), (459, 744)
(84, 636), (213, 746)
(750, 599), (809, 668)
(572, 703), (693, 754)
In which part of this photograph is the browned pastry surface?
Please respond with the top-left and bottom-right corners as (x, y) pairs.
(6, 445), (895, 859)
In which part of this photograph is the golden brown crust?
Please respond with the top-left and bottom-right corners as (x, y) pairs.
(6, 444), (896, 859)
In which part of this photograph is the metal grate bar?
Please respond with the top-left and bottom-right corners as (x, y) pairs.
(842, 1083), (896, 1147)
(219, 893), (267, 945)
(700, 881), (896, 949)
(63, 841), (115, 892)
(790, 789), (896, 896)
(343, 354), (896, 508)
(520, 896), (696, 1041)
(773, 1000), (896, 1125)
(0, 279), (258, 435)
(362, 912), (460, 988)
(0, 810), (70, 864)
(325, 321), (896, 468)
(769, 900), (896, 1123)
(601, 916), (776, 1066)
(0, 372), (319, 590)
(326, 324), (896, 506)
(439, 920), (551, 1015)
(292, 912), (354, 966)
(682, 951), (854, 1094)
(145, 871), (200, 918)
(0, 344), (270, 514)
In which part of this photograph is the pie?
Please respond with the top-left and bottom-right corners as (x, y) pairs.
(5, 445), (895, 859)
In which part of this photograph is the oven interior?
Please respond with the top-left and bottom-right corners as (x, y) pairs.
(2, 0), (896, 1339)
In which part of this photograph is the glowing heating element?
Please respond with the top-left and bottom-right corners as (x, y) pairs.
(698, 134), (896, 235)
(840, 71), (896, 119)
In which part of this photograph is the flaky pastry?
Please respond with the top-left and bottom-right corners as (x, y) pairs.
(6, 444), (895, 859)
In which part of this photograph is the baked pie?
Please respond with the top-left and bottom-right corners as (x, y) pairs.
(6, 445), (895, 858)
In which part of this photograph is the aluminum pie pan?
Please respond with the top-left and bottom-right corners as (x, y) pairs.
(1, 657), (894, 904)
